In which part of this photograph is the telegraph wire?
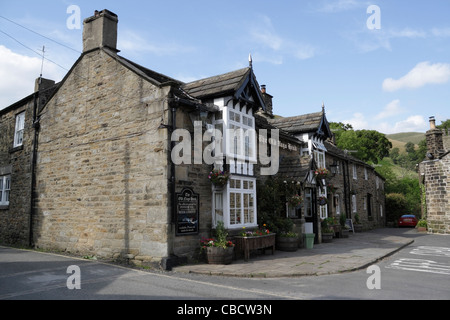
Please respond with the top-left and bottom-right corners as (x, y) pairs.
(0, 27), (156, 107)
(0, 17), (179, 112)
(0, 15), (82, 54)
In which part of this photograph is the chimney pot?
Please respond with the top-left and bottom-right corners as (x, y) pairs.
(429, 116), (436, 130)
(83, 9), (119, 53)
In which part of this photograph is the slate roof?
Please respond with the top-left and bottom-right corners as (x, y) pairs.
(277, 155), (316, 182)
(269, 111), (324, 134)
(182, 68), (251, 99)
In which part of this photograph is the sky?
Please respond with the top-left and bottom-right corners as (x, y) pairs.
(0, 0), (449, 134)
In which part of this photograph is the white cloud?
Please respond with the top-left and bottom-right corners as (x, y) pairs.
(382, 61), (450, 92)
(318, 0), (367, 13)
(375, 99), (404, 120)
(0, 46), (63, 109)
(431, 27), (450, 37)
(393, 115), (428, 133)
(248, 15), (316, 62)
(341, 111), (427, 134)
(118, 30), (197, 56)
(342, 112), (368, 130)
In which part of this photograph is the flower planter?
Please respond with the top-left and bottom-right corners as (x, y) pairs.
(341, 229), (349, 238)
(234, 233), (276, 261)
(417, 227), (427, 233)
(206, 246), (234, 265)
(276, 236), (299, 252)
(353, 224), (363, 233)
(321, 232), (333, 243)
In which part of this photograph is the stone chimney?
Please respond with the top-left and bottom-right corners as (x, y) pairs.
(426, 116), (444, 158)
(82, 9), (119, 53)
(34, 78), (55, 92)
(260, 85), (274, 117)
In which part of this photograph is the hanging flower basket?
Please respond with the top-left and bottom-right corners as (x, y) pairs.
(318, 196), (328, 206)
(208, 169), (229, 187)
(314, 168), (329, 180)
(327, 183), (337, 194)
(288, 194), (303, 207)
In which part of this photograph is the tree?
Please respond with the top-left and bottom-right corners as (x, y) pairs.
(330, 124), (392, 163)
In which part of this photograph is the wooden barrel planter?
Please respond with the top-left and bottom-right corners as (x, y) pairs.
(276, 236), (299, 252)
(206, 246), (234, 265)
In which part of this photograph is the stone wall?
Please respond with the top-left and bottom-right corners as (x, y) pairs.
(326, 155), (385, 230)
(34, 49), (172, 264)
(421, 156), (450, 234)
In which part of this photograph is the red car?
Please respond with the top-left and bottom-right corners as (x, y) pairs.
(398, 214), (418, 227)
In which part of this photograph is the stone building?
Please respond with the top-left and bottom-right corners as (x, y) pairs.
(0, 78), (57, 246)
(266, 106), (386, 239)
(0, 9), (387, 267)
(324, 141), (386, 230)
(419, 117), (450, 234)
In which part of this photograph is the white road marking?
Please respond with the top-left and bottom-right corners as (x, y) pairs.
(386, 258), (450, 275)
(410, 246), (450, 258)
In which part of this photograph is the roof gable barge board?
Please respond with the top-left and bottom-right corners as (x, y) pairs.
(182, 67), (266, 112)
(269, 110), (332, 139)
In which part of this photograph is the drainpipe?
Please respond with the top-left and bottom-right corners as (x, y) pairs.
(29, 82), (40, 247)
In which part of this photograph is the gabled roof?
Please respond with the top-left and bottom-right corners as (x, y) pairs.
(269, 109), (333, 139)
(181, 67), (266, 111)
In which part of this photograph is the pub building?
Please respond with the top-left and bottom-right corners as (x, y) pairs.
(0, 10), (385, 269)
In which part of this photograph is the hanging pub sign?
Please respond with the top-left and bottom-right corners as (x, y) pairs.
(176, 188), (199, 236)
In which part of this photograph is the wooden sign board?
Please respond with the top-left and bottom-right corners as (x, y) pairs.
(345, 219), (354, 233)
(176, 188), (199, 236)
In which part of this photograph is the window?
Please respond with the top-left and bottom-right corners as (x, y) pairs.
(0, 175), (11, 206)
(212, 192), (223, 227)
(335, 194), (340, 215)
(313, 150), (325, 169)
(352, 164), (357, 180)
(228, 177), (257, 228)
(352, 194), (357, 213)
(226, 108), (256, 162)
(304, 189), (313, 218)
(318, 188), (328, 219)
(14, 112), (25, 148)
(364, 167), (368, 180)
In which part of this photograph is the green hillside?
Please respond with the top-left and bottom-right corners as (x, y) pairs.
(386, 132), (425, 145)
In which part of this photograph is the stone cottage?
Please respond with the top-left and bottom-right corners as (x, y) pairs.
(419, 116), (450, 234)
(0, 77), (57, 246)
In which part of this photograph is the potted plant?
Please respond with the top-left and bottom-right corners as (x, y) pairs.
(353, 213), (363, 232)
(318, 196), (328, 206)
(339, 213), (349, 238)
(208, 169), (229, 187)
(417, 219), (427, 232)
(276, 231), (299, 252)
(321, 219), (333, 243)
(314, 168), (329, 180)
(288, 194), (303, 208)
(200, 221), (234, 264)
(234, 224), (276, 261)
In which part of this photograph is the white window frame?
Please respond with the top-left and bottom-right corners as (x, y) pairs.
(225, 106), (256, 163)
(313, 150), (326, 169)
(14, 112), (25, 148)
(352, 164), (357, 180)
(352, 194), (357, 213)
(335, 194), (340, 215)
(364, 167), (368, 180)
(0, 175), (11, 206)
(318, 188), (328, 220)
(226, 176), (257, 229)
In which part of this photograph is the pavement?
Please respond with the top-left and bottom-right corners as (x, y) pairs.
(172, 228), (416, 278)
